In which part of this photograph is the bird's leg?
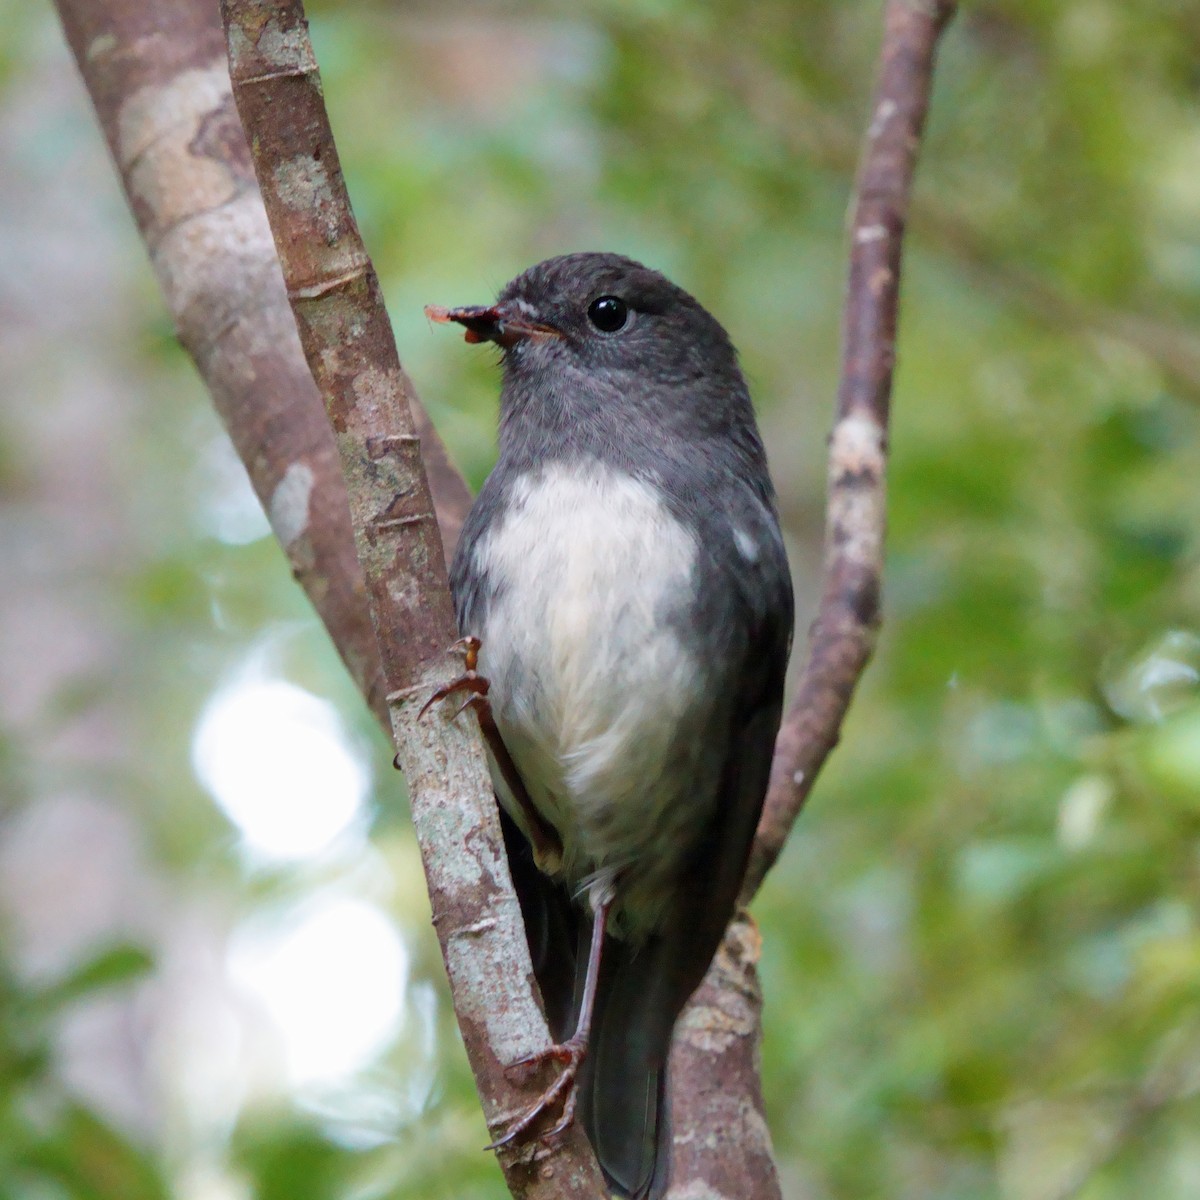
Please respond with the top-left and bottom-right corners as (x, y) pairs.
(487, 884), (613, 1149)
(420, 636), (563, 872)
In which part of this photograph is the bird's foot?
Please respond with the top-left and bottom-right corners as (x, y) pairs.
(418, 636), (489, 720)
(486, 1036), (587, 1149)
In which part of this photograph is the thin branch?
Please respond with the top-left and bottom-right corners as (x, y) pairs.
(668, 913), (781, 1198)
(219, 1), (605, 1195)
(745, 0), (959, 898)
(669, 4), (958, 1189)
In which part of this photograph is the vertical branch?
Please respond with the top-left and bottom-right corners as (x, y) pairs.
(219, 2), (606, 1195)
(669, 913), (781, 1198)
(221, 0), (451, 689)
(669, 3), (958, 1192)
(746, 0), (959, 896)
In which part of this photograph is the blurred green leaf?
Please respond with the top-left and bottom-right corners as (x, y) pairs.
(14, 1104), (168, 1200)
(39, 944), (155, 1012)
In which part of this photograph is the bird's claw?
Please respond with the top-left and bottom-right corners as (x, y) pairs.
(504, 1040), (580, 1077)
(485, 1037), (586, 1151)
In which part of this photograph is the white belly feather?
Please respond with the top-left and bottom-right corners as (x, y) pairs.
(473, 461), (706, 895)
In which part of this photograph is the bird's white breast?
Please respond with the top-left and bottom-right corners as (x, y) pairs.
(472, 460), (706, 893)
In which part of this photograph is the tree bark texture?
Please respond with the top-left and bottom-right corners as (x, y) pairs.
(220, 2), (605, 1193)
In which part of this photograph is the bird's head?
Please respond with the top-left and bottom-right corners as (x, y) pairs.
(426, 252), (742, 396)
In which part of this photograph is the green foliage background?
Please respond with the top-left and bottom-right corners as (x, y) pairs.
(2, 2), (1199, 1198)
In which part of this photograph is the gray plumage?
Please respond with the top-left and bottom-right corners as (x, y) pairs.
(445, 252), (793, 1198)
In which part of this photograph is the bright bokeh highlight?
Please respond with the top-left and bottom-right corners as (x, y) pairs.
(228, 895), (407, 1086)
(192, 676), (370, 861)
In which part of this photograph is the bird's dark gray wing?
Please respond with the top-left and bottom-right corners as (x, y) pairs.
(448, 471), (508, 638)
(498, 806), (581, 1041)
(577, 688), (789, 1199)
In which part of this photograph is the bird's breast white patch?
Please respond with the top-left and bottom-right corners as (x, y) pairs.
(472, 460), (706, 896)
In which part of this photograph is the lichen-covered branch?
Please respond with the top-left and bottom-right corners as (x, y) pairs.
(745, 0), (959, 898)
(668, 913), (780, 1198)
(219, 1), (605, 1194)
(220, 0), (451, 690)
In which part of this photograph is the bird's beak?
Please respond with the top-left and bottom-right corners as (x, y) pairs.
(424, 300), (562, 348)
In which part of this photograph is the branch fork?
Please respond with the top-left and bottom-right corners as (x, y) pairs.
(55, 0), (958, 1193)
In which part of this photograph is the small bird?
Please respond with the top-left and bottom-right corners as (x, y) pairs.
(426, 252), (793, 1198)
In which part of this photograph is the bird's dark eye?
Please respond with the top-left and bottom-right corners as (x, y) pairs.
(587, 295), (628, 333)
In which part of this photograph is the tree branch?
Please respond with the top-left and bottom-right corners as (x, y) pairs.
(666, 6), (958, 1188)
(219, 2), (605, 1195)
(55, 0), (957, 1194)
(55, 0), (598, 1194)
(746, 0), (959, 898)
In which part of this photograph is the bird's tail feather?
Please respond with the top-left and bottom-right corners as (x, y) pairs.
(500, 807), (675, 1198)
(577, 932), (676, 1200)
